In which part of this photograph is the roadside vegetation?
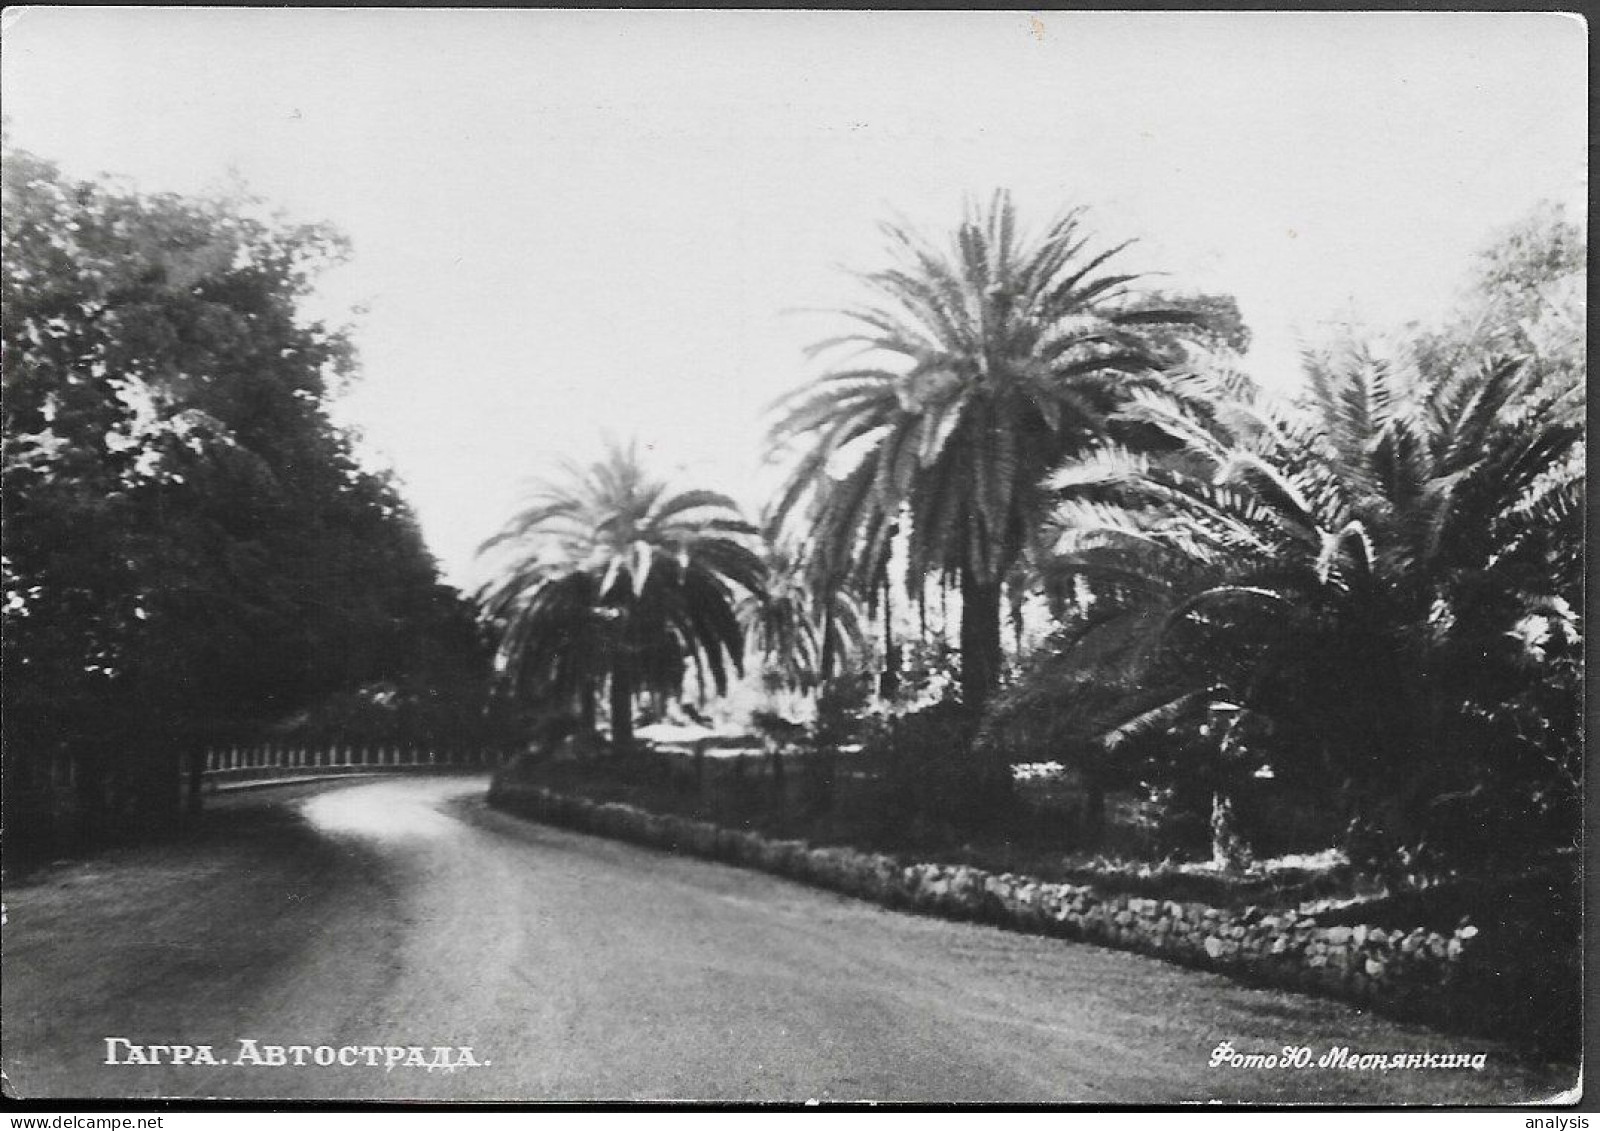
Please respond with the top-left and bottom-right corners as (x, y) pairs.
(486, 194), (1583, 1058)
(490, 193), (1580, 880)
(4, 138), (1580, 1058)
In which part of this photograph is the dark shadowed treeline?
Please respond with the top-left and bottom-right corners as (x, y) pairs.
(1, 142), (501, 855)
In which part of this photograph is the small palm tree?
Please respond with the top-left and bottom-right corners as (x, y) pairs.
(737, 540), (866, 694)
(1046, 348), (1582, 847)
(478, 441), (765, 752)
(768, 191), (1209, 714)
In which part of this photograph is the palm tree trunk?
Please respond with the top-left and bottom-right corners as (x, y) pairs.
(959, 571), (1003, 714)
(820, 597), (837, 683)
(579, 685), (597, 736)
(1210, 791), (1251, 871)
(880, 570), (898, 700)
(609, 658), (634, 755)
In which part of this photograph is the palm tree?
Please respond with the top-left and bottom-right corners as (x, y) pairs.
(477, 440), (765, 753)
(767, 191), (1209, 715)
(1046, 348), (1583, 850)
(737, 540), (866, 694)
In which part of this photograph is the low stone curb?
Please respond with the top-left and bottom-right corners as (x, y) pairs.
(490, 780), (1484, 1032)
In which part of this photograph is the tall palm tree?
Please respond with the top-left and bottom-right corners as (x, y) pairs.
(767, 191), (1207, 714)
(1046, 348), (1583, 845)
(477, 441), (765, 752)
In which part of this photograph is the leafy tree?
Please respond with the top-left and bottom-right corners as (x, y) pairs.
(767, 191), (1222, 715)
(2, 142), (456, 843)
(276, 584), (521, 752)
(1414, 200), (1584, 384)
(477, 441), (765, 752)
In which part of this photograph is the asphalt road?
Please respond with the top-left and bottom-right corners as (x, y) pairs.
(1, 775), (1573, 1103)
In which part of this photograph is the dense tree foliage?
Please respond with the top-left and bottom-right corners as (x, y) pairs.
(1025, 205), (1584, 867)
(2, 143), (472, 841)
(1046, 354), (1574, 850)
(477, 441), (765, 751)
(967, 203), (1585, 870)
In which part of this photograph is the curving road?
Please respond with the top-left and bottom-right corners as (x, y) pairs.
(1, 776), (1571, 1103)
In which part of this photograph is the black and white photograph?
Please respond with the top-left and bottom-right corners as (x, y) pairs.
(0, 7), (1586, 1108)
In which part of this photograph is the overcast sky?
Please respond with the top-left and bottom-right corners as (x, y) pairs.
(2, 9), (1586, 587)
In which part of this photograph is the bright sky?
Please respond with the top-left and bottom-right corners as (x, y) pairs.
(2, 9), (1586, 588)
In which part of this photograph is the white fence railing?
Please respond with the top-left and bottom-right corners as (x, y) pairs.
(201, 744), (507, 787)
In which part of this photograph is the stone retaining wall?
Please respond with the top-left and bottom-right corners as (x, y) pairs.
(490, 780), (1485, 1032)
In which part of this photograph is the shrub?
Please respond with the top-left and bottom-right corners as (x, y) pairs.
(864, 699), (1012, 835)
